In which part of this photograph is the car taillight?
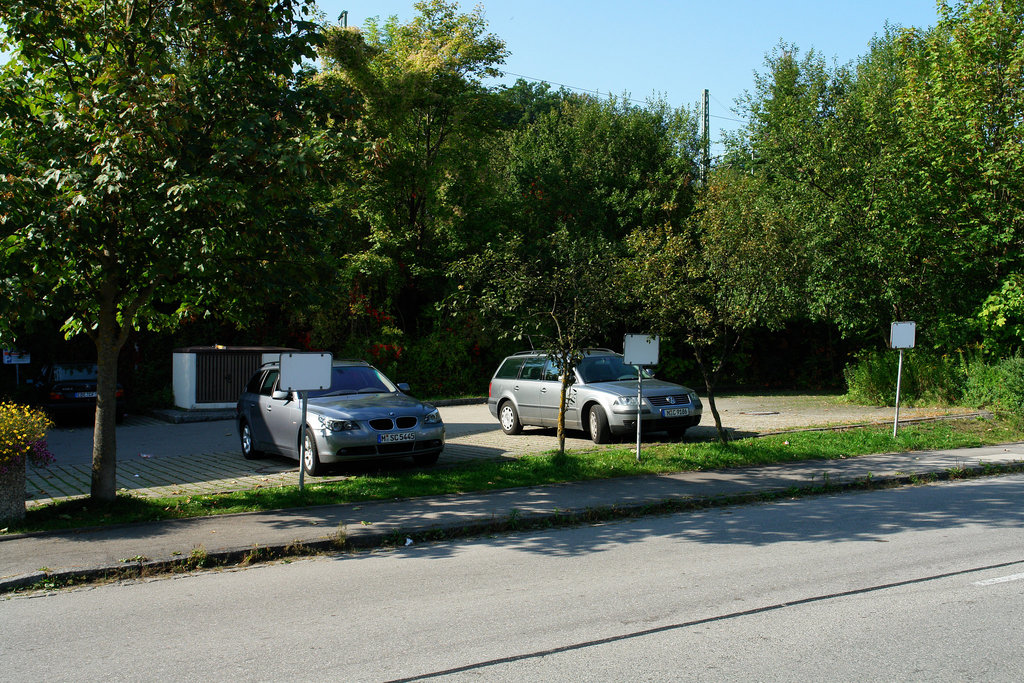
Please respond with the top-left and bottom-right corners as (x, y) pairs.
(488, 381), (492, 397)
(115, 388), (124, 398)
(49, 392), (63, 401)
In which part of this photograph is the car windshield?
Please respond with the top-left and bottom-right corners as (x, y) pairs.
(577, 355), (652, 383)
(52, 363), (99, 381)
(308, 365), (397, 398)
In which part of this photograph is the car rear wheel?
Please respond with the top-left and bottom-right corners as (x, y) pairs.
(499, 401), (523, 435)
(302, 427), (322, 476)
(588, 406), (612, 444)
(240, 420), (261, 460)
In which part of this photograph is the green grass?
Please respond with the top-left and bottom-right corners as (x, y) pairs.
(12, 416), (1024, 535)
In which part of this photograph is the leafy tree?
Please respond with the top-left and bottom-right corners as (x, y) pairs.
(735, 3), (1023, 355)
(493, 78), (571, 129)
(733, 40), (917, 344)
(458, 93), (699, 451)
(625, 170), (804, 441)
(0, 0), (324, 501)
(315, 0), (508, 338)
(898, 0), (1024, 352)
(459, 226), (623, 455)
(493, 94), (698, 247)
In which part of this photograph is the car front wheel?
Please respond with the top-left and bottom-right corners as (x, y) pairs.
(302, 427), (322, 476)
(499, 401), (523, 435)
(588, 406), (612, 444)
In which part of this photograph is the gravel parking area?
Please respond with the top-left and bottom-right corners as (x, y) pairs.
(687, 393), (979, 439)
(440, 394), (980, 460)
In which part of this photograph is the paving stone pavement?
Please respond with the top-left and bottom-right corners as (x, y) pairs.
(24, 404), (585, 506)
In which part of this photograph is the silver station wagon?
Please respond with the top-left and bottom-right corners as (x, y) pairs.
(488, 349), (703, 443)
(237, 359), (445, 475)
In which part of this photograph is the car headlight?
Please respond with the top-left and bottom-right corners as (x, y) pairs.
(614, 396), (640, 407)
(320, 415), (359, 431)
(423, 408), (442, 425)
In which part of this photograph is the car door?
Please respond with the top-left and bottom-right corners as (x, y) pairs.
(245, 370), (277, 448)
(537, 359), (566, 427)
(261, 372), (303, 456)
(513, 357), (547, 424)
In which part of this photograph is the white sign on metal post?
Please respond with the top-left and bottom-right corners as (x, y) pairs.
(890, 322), (916, 437)
(279, 351), (333, 392)
(2, 349), (30, 365)
(890, 322), (916, 350)
(623, 334), (660, 367)
(624, 335), (660, 462)
(279, 352), (333, 490)
(3, 349), (30, 384)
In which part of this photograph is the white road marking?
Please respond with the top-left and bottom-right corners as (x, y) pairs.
(974, 572), (1024, 586)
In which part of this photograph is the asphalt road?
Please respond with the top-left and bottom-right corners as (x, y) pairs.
(4, 474), (1023, 681)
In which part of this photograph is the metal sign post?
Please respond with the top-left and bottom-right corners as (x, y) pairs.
(623, 335), (660, 462)
(636, 368), (643, 461)
(890, 322), (916, 437)
(279, 352), (333, 491)
(3, 349), (30, 385)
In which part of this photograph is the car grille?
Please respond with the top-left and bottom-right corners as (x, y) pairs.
(368, 416), (418, 431)
(647, 394), (692, 407)
(336, 439), (443, 458)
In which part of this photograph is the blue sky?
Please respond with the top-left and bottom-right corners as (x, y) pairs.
(318, 0), (942, 154)
(2, 1), (942, 152)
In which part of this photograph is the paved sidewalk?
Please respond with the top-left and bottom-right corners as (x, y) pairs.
(3, 442), (1023, 592)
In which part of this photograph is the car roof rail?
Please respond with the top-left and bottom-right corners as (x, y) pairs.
(260, 357), (369, 367)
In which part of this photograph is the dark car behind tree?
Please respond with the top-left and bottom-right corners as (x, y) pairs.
(37, 362), (126, 425)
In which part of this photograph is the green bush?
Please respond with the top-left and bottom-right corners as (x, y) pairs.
(843, 349), (965, 407)
(963, 356), (1024, 418)
(390, 325), (498, 399)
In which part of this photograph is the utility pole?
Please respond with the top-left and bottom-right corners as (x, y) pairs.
(698, 89), (710, 185)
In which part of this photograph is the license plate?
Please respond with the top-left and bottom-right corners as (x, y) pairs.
(75, 391), (97, 399)
(378, 432), (415, 444)
(662, 407), (690, 417)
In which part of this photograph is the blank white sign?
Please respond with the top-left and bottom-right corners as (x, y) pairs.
(279, 352), (333, 391)
(890, 322), (916, 349)
(623, 334), (660, 366)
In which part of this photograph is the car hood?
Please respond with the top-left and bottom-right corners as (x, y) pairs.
(307, 392), (437, 419)
(583, 379), (695, 398)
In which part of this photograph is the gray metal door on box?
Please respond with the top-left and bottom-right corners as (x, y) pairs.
(196, 351), (263, 403)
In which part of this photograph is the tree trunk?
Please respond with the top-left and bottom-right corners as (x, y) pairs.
(556, 374), (568, 458)
(91, 296), (124, 502)
(694, 347), (729, 443)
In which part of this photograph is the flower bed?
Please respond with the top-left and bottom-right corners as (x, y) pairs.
(1, 402), (54, 526)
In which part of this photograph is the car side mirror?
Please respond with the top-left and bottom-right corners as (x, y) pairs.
(397, 382), (411, 393)
(272, 389), (290, 400)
